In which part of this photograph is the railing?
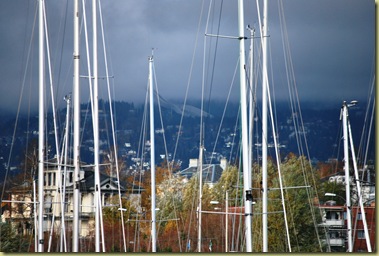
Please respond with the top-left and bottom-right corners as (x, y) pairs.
(321, 238), (345, 247)
(329, 238), (345, 246)
(325, 219), (344, 226)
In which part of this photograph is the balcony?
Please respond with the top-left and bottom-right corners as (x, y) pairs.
(321, 238), (345, 248)
(329, 238), (345, 247)
(325, 219), (345, 226)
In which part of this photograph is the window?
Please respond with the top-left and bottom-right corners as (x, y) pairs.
(52, 173), (56, 186)
(48, 173), (52, 186)
(357, 230), (365, 239)
(357, 212), (362, 220)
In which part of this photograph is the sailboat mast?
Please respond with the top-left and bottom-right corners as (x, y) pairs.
(149, 55), (157, 252)
(92, 0), (103, 252)
(37, 0), (45, 252)
(72, 0), (81, 251)
(237, 0), (252, 252)
(261, 0), (268, 251)
(341, 101), (353, 252)
(197, 144), (203, 252)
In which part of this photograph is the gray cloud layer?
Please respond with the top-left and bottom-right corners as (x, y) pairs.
(0, 0), (374, 113)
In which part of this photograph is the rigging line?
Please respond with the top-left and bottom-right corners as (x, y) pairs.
(58, 98), (71, 252)
(236, 161), (244, 251)
(250, 33), (263, 168)
(363, 98), (374, 168)
(83, 1), (106, 250)
(276, 2), (304, 250)
(208, 58), (239, 166)
(228, 143), (241, 250)
(205, 0), (224, 118)
(171, 0), (205, 177)
(350, 103), (375, 247)
(228, 106), (240, 166)
(98, 0), (127, 251)
(277, 0), (324, 248)
(246, 26), (260, 170)
(277, 0), (304, 158)
(278, 0), (315, 178)
(42, 0), (63, 192)
(357, 52), (375, 163)
(199, 0), (214, 154)
(196, 0), (216, 167)
(0, 1), (38, 213)
(256, 0), (291, 251)
(194, 2), (216, 251)
(357, 76), (375, 166)
(267, 40), (281, 151)
(82, 0), (95, 132)
(348, 118), (372, 252)
(132, 82), (149, 252)
(151, 60), (167, 247)
(152, 62), (170, 176)
(23, 89), (32, 183)
(52, 0), (69, 109)
(278, 0), (324, 250)
(22, 2), (35, 183)
(41, 1), (61, 117)
(79, 0), (96, 161)
(152, 62), (183, 251)
(185, 174), (200, 253)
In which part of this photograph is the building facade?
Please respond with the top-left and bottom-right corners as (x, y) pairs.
(319, 199), (376, 252)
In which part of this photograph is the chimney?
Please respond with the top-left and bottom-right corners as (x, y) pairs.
(220, 158), (227, 170)
(189, 159), (198, 168)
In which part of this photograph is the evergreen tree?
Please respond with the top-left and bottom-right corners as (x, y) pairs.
(0, 222), (29, 252)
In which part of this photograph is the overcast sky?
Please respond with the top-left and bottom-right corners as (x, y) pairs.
(0, 0), (374, 113)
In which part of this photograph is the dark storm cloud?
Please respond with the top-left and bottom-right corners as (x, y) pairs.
(269, 0), (374, 104)
(0, 0), (374, 113)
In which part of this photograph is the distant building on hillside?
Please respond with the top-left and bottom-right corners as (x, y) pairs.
(178, 158), (228, 187)
(2, 157), (142, 239)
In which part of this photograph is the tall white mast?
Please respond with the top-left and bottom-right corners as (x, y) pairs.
(341, 101), (353, 252)
(197, 144), (203, 252)
(37, 0), (45, 252)
(149, 55), (157, 252)
(237, 0), (252, 252)
(92, 0), (103, 252)
(72, 0), (81, 251)
(261, 0), (268, 251)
